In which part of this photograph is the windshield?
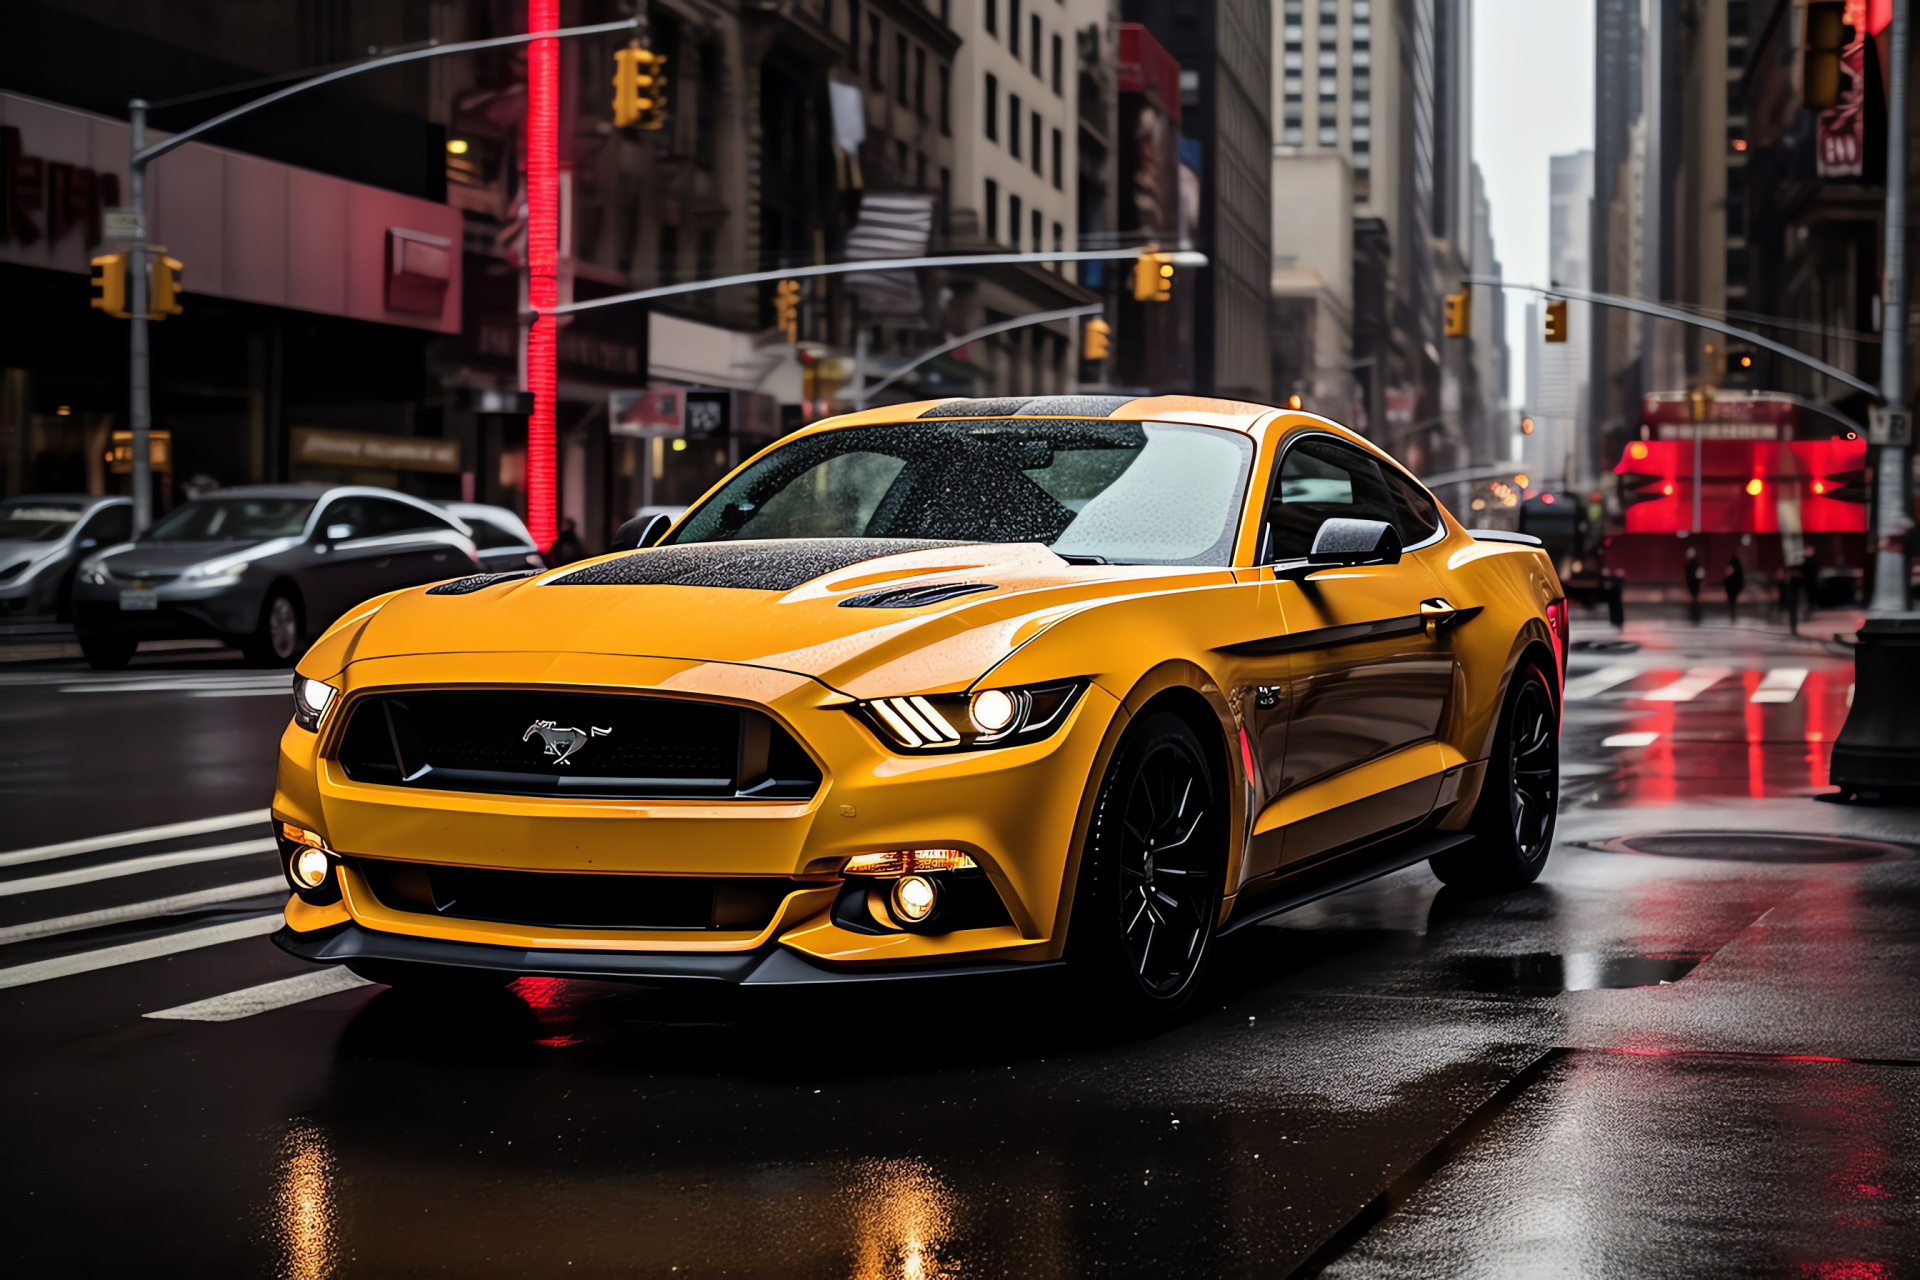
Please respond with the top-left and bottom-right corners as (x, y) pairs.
(0, 501), (85, 542)
(665, 420), (1256, 565)
(145, 497), (317, 542)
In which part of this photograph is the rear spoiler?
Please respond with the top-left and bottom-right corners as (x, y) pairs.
(1466, 529), (1543, 546)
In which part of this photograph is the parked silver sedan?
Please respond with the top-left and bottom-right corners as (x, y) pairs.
(71, 485), (481, 669)
(0, 494), (133, 620)
(433, 500), (545, 574)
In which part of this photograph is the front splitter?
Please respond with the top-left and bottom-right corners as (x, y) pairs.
(273, 921), (1062, 986)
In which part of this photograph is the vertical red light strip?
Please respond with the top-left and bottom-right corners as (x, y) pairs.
(524, 0), (559, 548)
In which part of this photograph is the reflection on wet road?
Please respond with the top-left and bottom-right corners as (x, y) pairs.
(2, 615), (1918, 1276)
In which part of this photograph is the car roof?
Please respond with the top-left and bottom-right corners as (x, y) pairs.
(2, 493), (126, 506)
(808, 394), (1284, 436)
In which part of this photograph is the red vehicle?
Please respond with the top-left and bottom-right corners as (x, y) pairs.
(1604, 392), (1868, 603)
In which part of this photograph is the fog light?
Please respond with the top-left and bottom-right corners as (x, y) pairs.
(291, 847), (331, 889)
(892, 874), (939, 923)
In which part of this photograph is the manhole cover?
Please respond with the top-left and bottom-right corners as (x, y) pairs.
(1602, 832), (1910, 863)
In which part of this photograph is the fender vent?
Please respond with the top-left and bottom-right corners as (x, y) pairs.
(839, 582), (998, 609)
(426, 570), (537, 595)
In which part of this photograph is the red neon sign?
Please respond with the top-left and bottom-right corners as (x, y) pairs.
(524, 0), (559, 549)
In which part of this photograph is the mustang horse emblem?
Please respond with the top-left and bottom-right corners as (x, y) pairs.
(522, 719), (612, 766)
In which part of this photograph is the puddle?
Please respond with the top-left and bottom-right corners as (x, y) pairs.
(1450, 951), (1703, 993)
(1598, 832), (1911, 864)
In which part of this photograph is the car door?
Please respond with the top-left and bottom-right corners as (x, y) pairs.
(359, 497), (470, 588)
(1262, 435), (1457, 864)
(303, 496), (392, 624)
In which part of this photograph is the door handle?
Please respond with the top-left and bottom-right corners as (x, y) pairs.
(1420, 598), (1458, 638)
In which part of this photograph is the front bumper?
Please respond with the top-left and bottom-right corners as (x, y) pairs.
(273, 919), (1063, 985)
(73, 586), (263, 639)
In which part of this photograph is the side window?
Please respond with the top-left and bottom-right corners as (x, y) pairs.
(319, 497), (371, 540)
(463, 516), (524, 550)
(80, 504), (132, 545)
(1381, 467), (1441, 546)
(1265, 437), (1398, 560)
(366, 498), (451, 535)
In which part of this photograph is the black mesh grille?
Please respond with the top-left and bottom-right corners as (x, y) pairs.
(426, 570), (537, 595)
(335, 690), (821, 799)
(838, 582), (997, 608)
(549, 539), (965, 591)
(357, 859), (804, 931)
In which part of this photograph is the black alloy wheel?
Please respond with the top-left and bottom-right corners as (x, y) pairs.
(1070, 711), (1222, 1017)
(1432, 662), (1560, 890)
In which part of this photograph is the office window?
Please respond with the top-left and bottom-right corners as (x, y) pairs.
(1031, 15), (1042, 74)
(897, 34), (909, 105)
(940, 166), (951, 218)
(940, 0), (949, 22)
(896, 139), (909, 175)
(868, 15), (882, 87)
(916, 150), (927, 188)
(939, 65), (951, 134)
(914, 46), (926, 116)
(1010, 0), (1021, 55)
(1031, 208), (1041, 256)
(1052, 33), (1063, 93)
(1010, 94), (1022, 157)
(1052, 221), (1063, 253)
(985, 0), (996, 36)
(1051, 127), (1062, 188)
(1031, 113), (1042, 173)
(985, 178), (999, 238)
(1318, 125), (1337, 146)
(985, 73), (999, 140)
(1010, 193), (1022, 248)
(848, 0), (861, 68)
(658, 225), (679, 284)
(696, 228), (715, 280)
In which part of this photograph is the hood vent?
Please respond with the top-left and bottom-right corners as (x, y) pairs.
(549, 539), (971, 592)
(838, 581), (998, 609)
(426, 570), (537, 595)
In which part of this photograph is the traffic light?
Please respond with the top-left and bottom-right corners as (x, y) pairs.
(773, 279), (801, 343)
(1443, 290), (1470, 338)
(613, 43), (668, 129)
(1801, 1), (1847, 110)
(1544, 299), (1568, 343)
(90, 253), (128, 318)
(1082, 316), (1111, 360)
(1521, 414), (1536, 435)
(148, 254), (183, 319)
(1133, 251), (1174, 302)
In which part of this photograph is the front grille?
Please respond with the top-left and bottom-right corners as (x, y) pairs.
(334, 689), (821, 800)
(110, 567), (179, 584)
(357, 858), (803, 931)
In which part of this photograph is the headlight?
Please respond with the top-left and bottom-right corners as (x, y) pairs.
(81, 561), (111, 585)
(855, 680), (1086, 752)
(181, 557), (250, 585)
(292, 677), (337, 731)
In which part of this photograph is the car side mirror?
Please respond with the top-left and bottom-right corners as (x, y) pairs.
(1275, 517), (1403, 579)
(610, 512), (673, 552)
(326, 523), (353, 541)
(79, 538), (98, 549)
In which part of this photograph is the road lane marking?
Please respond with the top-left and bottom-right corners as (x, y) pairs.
(0, 809), (268, 870)
(0, 838), (277, 896)
(1750, 668), (1810, 704)
(1563, 664), (1641, 701)
(187, 688), (298, 698)
(0, 877), (285, 947)
(0, 913), (281, 990)
(1640, 666), (1733, 702)
(56, 673), (292, 694)
(1601, 731), (1661, 748)
(145, 966), (374, 1022)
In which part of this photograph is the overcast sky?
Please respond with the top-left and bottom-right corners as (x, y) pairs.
(1473, 0), (1596, 407)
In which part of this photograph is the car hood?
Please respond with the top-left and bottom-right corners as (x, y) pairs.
(100, 540), (275, 575)
(0, 538), (65, 566)
(310, 538), (1234, 697)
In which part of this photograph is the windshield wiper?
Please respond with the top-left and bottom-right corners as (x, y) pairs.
(1053, 553), (1108, 565)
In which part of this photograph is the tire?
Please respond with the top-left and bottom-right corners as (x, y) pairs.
(1431, 661), (1559, 891)
(1066, 710), (1224, 1022)
(246, 590), (305, 667)
(79, 631), (137, 670)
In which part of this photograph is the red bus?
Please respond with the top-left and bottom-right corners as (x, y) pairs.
(1604, 391), (1869, 602)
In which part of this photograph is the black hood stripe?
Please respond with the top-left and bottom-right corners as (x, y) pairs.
(547, 539), (977, 592)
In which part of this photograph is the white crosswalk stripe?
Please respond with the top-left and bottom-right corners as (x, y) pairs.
(1750, 668), (1809, 704)
(0, 809), (267, 870)
(145, 967), (374, 1022)
(1640, 666), (1733, 702)
(0, 838), (276, 896)
(0, 913), (282, 990)
(59, 673), (292, 695)
(1602, 731), (1661, 748)
(0, 877), (285, 947)
(1564, 663), (1641, 700)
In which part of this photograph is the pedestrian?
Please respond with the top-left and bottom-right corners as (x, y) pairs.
(547, 516), (586, 567)
(1799, 547), (1820, 617)
(1779, 566), (1800, 633)
(1684, 545), (1704, 624)
(1724, 553), (1745, 623)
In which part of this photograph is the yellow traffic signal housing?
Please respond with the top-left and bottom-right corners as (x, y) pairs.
(773, 279), (801, 343)
(1544, 299), (1568, 343)
(148, 255), (183, 319)
(613, 44), (668, 129)
(1133, 251), (1174, 302)
(1801, 1), (1847, 110)
(1520, 414), (1536, 435)
(90, 253), (129, 318)
(1443, 290), (1470, 338)
(1083, 317), (1111, 360)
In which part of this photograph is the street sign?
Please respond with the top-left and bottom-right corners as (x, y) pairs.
(102, 207), (144, 241)
(1868, 405), (1912, 446)
(684, 390), (730, 441)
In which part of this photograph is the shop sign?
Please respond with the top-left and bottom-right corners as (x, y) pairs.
(610, 386), (684, 437)
(2, 124), (121, 249)
(109, 430), (171, 474)
(291, 426), (461, 473)
(685, 389), (731, 441)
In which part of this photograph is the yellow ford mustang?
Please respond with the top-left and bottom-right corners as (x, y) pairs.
(272, 396), (1565, 1016)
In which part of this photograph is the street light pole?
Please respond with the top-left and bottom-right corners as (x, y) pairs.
(128, 100), (151, 534)
(1870, 0), (1911, 615)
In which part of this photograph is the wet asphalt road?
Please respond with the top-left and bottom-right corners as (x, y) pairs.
(2, 615), (1918, 1278)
